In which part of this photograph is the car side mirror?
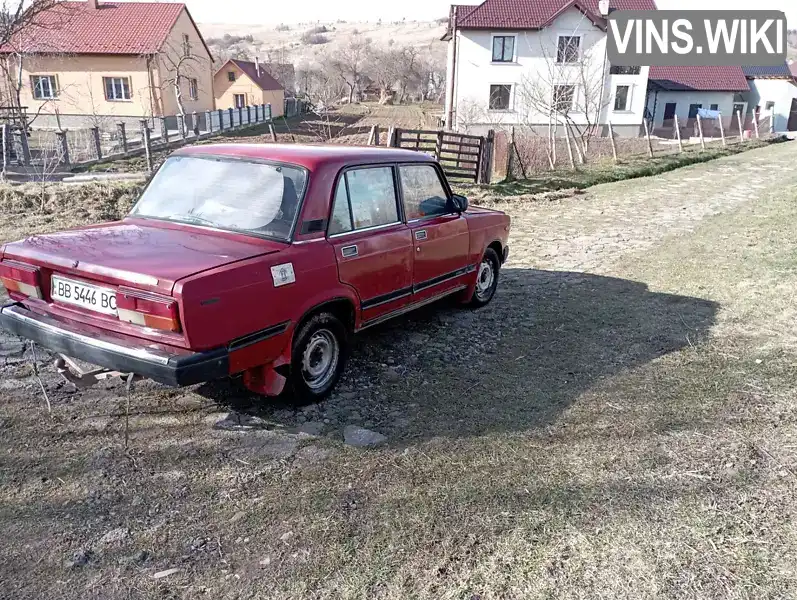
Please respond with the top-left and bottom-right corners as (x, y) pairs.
(451, 194), (468, 213)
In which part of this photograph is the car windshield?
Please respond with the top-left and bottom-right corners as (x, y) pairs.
(130, 155), (308, 241)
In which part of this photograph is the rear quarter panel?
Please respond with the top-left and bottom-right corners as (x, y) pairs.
(175, 241), (358, 352)
(464, 206), (511, 265)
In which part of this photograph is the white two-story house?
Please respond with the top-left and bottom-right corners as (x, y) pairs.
(443, 0), (656, 137)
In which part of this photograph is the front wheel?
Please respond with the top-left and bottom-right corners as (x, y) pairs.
(467, 248), (500, 308)
(289, 312), (348, 403)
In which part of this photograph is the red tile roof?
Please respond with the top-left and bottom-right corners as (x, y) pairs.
(218, 60), (284, 91)
(456, 0), (657, 30)
(648, 66), (750, 92)
(1, 1), (206, 56)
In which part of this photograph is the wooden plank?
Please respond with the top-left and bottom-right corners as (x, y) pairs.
(443, 131), (483, 141)
(440, 157), (479, 166)
(441, 139), (482, 150)
(439, 149), (480, 159)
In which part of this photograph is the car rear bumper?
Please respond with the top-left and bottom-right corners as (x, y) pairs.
(0, 303), (228, 387)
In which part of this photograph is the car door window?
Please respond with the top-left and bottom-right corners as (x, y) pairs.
(399, 164), (450, 221)
(329, 166), (399, 234)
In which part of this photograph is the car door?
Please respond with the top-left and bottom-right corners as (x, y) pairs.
(398, 163), (470, 303)
(328, 165), (413, 324)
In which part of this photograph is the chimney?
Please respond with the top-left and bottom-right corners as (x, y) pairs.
(255, 56), (260, 75)
(87, 0), (99, 8)
(598, 0), (610, 16)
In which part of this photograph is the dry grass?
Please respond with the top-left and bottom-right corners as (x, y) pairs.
(1, 142), (797, 599)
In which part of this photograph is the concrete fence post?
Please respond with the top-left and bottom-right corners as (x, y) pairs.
(139, 120), (153, 172)
(191, 111), (199, 136)
(160, 118), (169, 144)
(204, 110), (212, 133)
(1, 123), (10, 173)
(177, 114), (186, 140)
(55, 130), (70, 166)
(116, 122), (128, 153)
(608, 121), (618, 162)
(13, 127), (31, 166)
(770, 106), (776, 135)
(228, 108), (234, 129)
(642, 119), (654, 158)
(90, 126), (102, 160)
(718, 113), (726, 147)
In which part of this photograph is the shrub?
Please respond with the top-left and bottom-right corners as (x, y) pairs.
(301, 32), (329, 45)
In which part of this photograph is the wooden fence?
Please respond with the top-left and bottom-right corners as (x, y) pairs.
(387, 127), (494, 184)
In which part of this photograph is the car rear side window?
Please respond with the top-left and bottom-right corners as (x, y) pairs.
(399, 165), (450, 220)
(328, 166), (399, 234)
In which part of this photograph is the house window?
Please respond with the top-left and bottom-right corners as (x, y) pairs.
(688, 103), (702, 119)
(227, 71), (236, 82)
(234, 93), (246, 108)
(488, 84), (511, 110)
(492, 35), (515, 63)
(553, 84), (575, 112)
(189, 78), (198, 100)
(733, 103), (745, 116)
(103, 77), (131, 101)
(557, 36), (580, 63)
(765, 101), (775, 110)
(614, 85), (630, 111)
(182, 33), (191, 57)
(610, 65), (641, 75)
(710, 104), (719, 111)
(31, 75), (57, 99)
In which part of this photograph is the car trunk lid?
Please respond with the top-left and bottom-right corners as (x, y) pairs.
(1, 218), (285, 294)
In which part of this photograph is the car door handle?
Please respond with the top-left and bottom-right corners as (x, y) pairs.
(341, 245), (358, 258)
(415, 230), (428, 241)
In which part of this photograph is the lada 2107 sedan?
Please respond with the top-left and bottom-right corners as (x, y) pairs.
(0, 144), (510, 402)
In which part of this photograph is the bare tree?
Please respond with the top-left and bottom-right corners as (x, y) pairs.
(330, 34), (370, 104)
(364, 46), (402, 104)
(515, 22), (609, 165)
(155, 38), (211, 134)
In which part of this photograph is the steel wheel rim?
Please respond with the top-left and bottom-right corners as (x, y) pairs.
(475, 258), (495, 301)
(301, 329), (339, 391)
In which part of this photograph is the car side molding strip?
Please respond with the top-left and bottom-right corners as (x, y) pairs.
(228, 320), (291, 351)
(358, 285), (468, 331)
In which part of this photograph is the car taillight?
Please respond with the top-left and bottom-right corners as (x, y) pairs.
(116, 287), (181, 332)
(0, 260), (42, 299)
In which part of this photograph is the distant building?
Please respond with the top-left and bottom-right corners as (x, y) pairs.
(213, 58), (285, 117)
(0, 0), (215, 126)
(645, 66), (749, 133)
(742, 64), (797, 132)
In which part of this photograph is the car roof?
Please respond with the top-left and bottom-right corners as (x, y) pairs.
(174, 143), (435, 170)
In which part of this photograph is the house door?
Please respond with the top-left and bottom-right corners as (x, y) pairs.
(663, 102), (677, 123)
(788, 99), (797, 131)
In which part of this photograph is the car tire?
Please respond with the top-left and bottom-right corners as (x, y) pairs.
(467, 247), (501, 308)
(289, 311), (349, 403)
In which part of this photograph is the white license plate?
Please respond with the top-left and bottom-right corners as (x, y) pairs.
(51, 276), (117, 316)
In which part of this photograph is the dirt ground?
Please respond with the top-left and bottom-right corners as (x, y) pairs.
(1, 141), (797, 599)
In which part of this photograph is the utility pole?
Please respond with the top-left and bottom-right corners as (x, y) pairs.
(445, 7), (458, 130)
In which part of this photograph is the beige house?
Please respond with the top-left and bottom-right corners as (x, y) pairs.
(214, 59), (284, 118)
(0, 0), (214, 127)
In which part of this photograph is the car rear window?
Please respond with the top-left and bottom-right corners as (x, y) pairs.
(130, 155), (308, 241)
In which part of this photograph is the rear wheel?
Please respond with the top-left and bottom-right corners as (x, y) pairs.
(289, 312), (348, 403)
(467, 248), (500, 308)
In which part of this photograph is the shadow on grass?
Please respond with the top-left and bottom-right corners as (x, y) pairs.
(197, 268), (719, 440)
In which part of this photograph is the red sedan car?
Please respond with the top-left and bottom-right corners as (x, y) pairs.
(0, 144), (510, 401)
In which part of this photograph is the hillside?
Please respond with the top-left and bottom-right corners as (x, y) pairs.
(198, 20), (449, 70)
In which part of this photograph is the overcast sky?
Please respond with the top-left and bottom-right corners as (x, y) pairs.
(183, 0), (796, 27)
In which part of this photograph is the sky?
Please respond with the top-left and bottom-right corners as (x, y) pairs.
(178, 0), (797, 27)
